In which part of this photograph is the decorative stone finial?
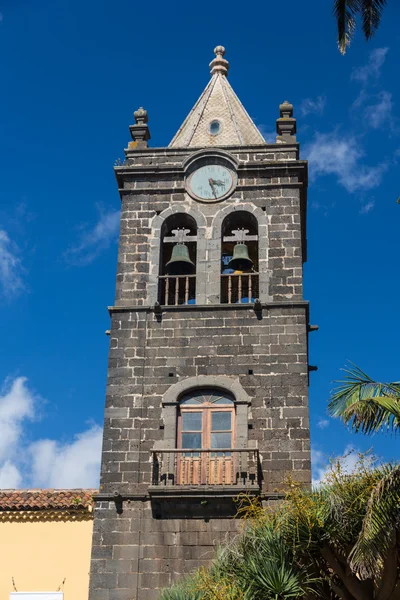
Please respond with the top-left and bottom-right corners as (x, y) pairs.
(129, 106), (151, 149)
(210, 45), (229, 76)
(279, 101), (294, 118)
(134, 107), (148, 125)
(276, 100), (297, 144)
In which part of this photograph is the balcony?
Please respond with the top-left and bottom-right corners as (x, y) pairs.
(221, 273), (259, 304)
(158, 274), (196, 306)
(150, 449), (260, 497)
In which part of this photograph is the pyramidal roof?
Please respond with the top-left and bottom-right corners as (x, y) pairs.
(169, 46), (266, 148)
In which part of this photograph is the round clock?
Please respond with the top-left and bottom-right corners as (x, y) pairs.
(187, 164), (236, 202)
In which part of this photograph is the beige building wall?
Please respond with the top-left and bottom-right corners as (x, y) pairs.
(0, 517), (93, 600)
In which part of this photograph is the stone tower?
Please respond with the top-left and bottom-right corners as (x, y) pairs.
(89, 46), (312, 600)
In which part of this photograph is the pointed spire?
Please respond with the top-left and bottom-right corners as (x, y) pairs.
(169, 46), (265, 148)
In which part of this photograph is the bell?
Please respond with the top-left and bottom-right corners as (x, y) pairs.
(228, 243), (253, 271)
(165, 243), (195, 275)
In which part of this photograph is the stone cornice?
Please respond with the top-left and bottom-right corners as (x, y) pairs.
(93, 491), (284, 501)
(115, 160), (307, 180)
(123, 143), (300, 158)
(108, 303), (312, 366)
(108, 300), (310, 315)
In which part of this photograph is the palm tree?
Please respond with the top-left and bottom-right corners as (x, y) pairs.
(160, 457), (400, 599)
(278, 459), (400, 599)
(328, 363), (400, 435)
(334, 0), (388, 54)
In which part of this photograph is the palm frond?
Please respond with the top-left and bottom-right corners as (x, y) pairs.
(328, 363), (400, 434)
(333, 0), (360, 54)
(359, 0), (387, 40)
(349, 464), (400, 578)
(341, 396), (400, 434)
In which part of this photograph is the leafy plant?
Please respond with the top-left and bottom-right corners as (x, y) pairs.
(160, 577), (203, 600)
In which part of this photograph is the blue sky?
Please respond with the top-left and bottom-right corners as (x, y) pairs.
(0, 0), (399, 489)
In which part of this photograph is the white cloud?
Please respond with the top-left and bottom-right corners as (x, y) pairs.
(0, 462), (22, 488)
(351, 48), (394, 132)
(312, 445), (360, 487)
(300, 96), (326, 117)
(0, 229), (25, 299)
(29, 425), (102, 488)
(360, 200), (375, 214)
(64, 206), (120, 266)
(0, 376), (102, 489)
(364, 91), (393, 129)
(317, 418), (330, 429)
(352, 89), (368, 110)
(351, 47), (389, 85)
(311, 449), (328, 487)
(0, 377), (35, 463)
(305, 132), (388, 193)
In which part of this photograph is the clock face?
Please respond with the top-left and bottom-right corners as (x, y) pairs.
(187, 164), (235, 201)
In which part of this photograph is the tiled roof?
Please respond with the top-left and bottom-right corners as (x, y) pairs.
(0, 489), (97, 512)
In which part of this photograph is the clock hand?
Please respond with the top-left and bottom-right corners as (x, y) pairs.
(208, 178), (217, 198)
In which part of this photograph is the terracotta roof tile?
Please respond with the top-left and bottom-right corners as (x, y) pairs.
(0, 489), (97, 512)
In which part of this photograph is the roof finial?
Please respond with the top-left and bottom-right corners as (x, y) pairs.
(276, 100), (297, 144)
(129, 106), (151, 149)
(210, 45), (229, 77)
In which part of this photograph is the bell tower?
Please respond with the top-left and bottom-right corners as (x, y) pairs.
(89, 46), (312, 600)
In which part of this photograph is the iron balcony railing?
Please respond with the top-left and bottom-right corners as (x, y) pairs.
(158, 274), (196, 306)
(221, 273), (259, 304)
(151, 448), (259, 488)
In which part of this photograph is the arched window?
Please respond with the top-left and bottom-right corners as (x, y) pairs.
(152, 377), (257, 489)
(177, 389), (235, 484)
(158, 214), (197, 306)
(221, 211), (259, 304)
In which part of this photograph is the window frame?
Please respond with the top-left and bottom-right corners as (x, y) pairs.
(177, 391), (235, 452)
(157, 377), (251, 454)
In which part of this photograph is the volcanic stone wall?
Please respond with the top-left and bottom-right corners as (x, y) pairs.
(88, 143), (311, 600)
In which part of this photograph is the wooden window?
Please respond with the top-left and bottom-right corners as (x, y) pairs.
(177, 389), (235, 484)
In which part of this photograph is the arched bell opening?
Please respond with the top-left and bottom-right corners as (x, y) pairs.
(221, 211), (259, 304)
(158, 214), (197, 306)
